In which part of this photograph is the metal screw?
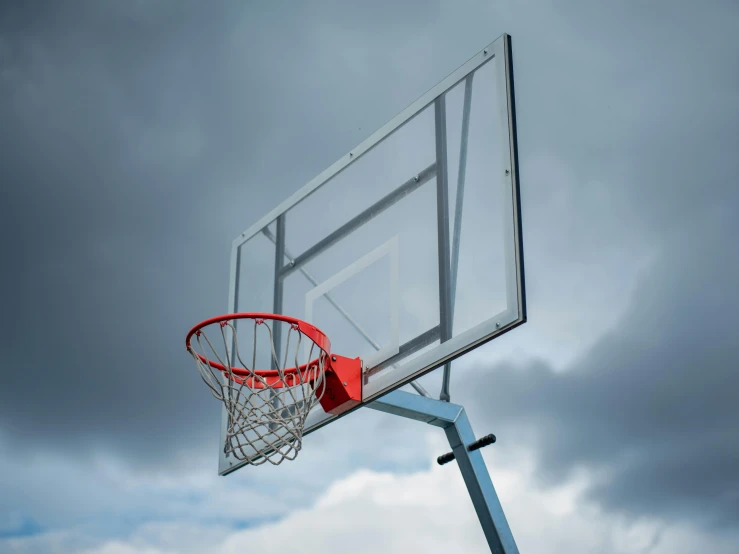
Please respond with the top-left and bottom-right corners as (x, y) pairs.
(505, 169), (510, 176)
(331, 355), (337, 362)
(349, 152), (353, 157)
(290, 260), (295, 267)
(495, 322), (501, 328)
(483, 49), (488, 55)
(343, 382), (347, 386)
(413, 175), (419, 182)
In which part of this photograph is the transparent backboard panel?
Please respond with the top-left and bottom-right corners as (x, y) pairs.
(221, 34), (524, 473)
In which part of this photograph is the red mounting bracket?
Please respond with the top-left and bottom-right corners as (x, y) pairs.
(318, 355), (363, 415)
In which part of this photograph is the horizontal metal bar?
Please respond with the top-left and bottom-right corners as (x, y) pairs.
(262, 227), (431, 399)
(365, 325), (441, 377)
(262, 227), (382, 351)
(279, 163), (437, 280)
(368, 389), (463, 426)
(409, 380), (431, 397)
(232, 38), (502, 250)
(364, 312), (523, 402)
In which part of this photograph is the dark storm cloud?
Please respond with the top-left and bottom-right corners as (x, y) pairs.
(455, 1), (739, 529)
(509, 0), (739, 237)
(0, 1), (333, 463)
(1, 1), (738, 539)
(462, 211), (739, 529)
(0, 0), (452, 465)
(1, 2), (223, 460)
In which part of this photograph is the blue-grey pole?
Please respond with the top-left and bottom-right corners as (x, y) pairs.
(434, 96), (454, 403)
(369, 390), (520, 554)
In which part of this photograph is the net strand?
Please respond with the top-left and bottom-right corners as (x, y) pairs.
(188, 318), (327, 466)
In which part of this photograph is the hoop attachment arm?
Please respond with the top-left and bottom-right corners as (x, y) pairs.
(319, 355), (363, 415)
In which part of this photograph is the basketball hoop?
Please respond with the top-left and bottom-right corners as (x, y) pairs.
(186, 313), (361, 465)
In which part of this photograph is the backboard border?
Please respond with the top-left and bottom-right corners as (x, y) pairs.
(219, 33), (525, 475)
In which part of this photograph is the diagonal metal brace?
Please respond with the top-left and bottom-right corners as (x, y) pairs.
(368, 390), (520, 554)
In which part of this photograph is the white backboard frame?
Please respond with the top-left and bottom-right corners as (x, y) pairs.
(220, 33), (524, 474)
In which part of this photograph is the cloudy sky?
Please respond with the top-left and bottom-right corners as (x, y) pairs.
(1, 1), (738, 553)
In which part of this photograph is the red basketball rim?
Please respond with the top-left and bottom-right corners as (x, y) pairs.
(185, 313), (331, 379)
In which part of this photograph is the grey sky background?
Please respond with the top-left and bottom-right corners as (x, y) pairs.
(1, 0), (738, 551)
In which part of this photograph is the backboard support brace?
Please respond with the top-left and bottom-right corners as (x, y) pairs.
(369, 390), (519, 554)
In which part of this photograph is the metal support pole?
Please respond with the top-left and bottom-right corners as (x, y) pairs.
(272, 214), (286, 365)
(441, 73), (474, 403)
(450, 74), (474, 317)
(435, 97), (454, 403)
(369, 390), (519, 554)
(269, 215), (287, 426)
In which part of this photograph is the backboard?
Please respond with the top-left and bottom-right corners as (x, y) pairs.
(219, 33), (524, 474)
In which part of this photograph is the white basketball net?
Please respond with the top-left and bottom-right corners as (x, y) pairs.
(188, 318), (327, 465)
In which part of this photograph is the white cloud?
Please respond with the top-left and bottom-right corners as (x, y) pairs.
(83, 545), (166, 554)
(216, 435), (739, 554)
(7, 434), (736, 554)
(0, 407), (430, 546)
